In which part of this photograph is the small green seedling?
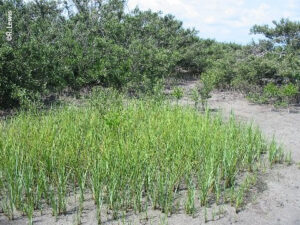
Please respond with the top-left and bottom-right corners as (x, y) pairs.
(172, 87), (184, 104)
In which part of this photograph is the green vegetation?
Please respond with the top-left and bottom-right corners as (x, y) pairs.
(0, 0), (205, 108)
(0, 89), (285, 223)
(211, 19), (300, 106)
(199, 72), (217, 110)
(1, 1), (298, 109)
(172, 87), (184, 103)
(248, 82), (299, 108)
(0, 2), (297, 222)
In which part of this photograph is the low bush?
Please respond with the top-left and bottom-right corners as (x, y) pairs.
(248, 82), (299, 107)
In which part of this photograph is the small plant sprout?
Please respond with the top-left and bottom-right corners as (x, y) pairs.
(199, 72), (216, 111)
(285, 151), (292, 165)
(185, 180), (196, 216)
(172, 87), (184, 104)
(191, 87), (200, 109)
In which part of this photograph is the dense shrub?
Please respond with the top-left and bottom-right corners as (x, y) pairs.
(0, 0), (208, 108)
(0, 1), (299, 108)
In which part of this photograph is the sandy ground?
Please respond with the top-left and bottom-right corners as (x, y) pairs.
(1, 79), (300, 225)
(174, 79), (300, 225)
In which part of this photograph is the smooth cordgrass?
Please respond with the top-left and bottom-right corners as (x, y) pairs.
(0, 89), (284, 223)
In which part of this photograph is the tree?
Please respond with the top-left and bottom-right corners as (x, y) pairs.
(250, 18), (300, 50)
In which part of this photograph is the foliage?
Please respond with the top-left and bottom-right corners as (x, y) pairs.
(172, 87), (184, 103)
(209, 18), (300, 106)
(0, 0), (299, 109)
(280, 83), (299, 110)
(250, 18), (300, 50)
(281, 83), (299, 99)
(191, 87), (200, 109)
(248, 82), (299, 107)
(0, 93), (283, 223)
(264, 82), (280, 98)
(199, 71), (216, 110)
(0, 0), (200, 108)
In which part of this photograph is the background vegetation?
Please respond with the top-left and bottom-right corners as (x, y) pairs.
(1, 0), (298, 109)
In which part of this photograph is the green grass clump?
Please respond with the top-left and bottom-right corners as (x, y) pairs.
(0, 89), (282, 223)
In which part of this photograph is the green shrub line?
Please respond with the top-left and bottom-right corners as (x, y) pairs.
(247, 82), (299, 109)
(1, 1), (299, 109)
(0, 89), (285, 224)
